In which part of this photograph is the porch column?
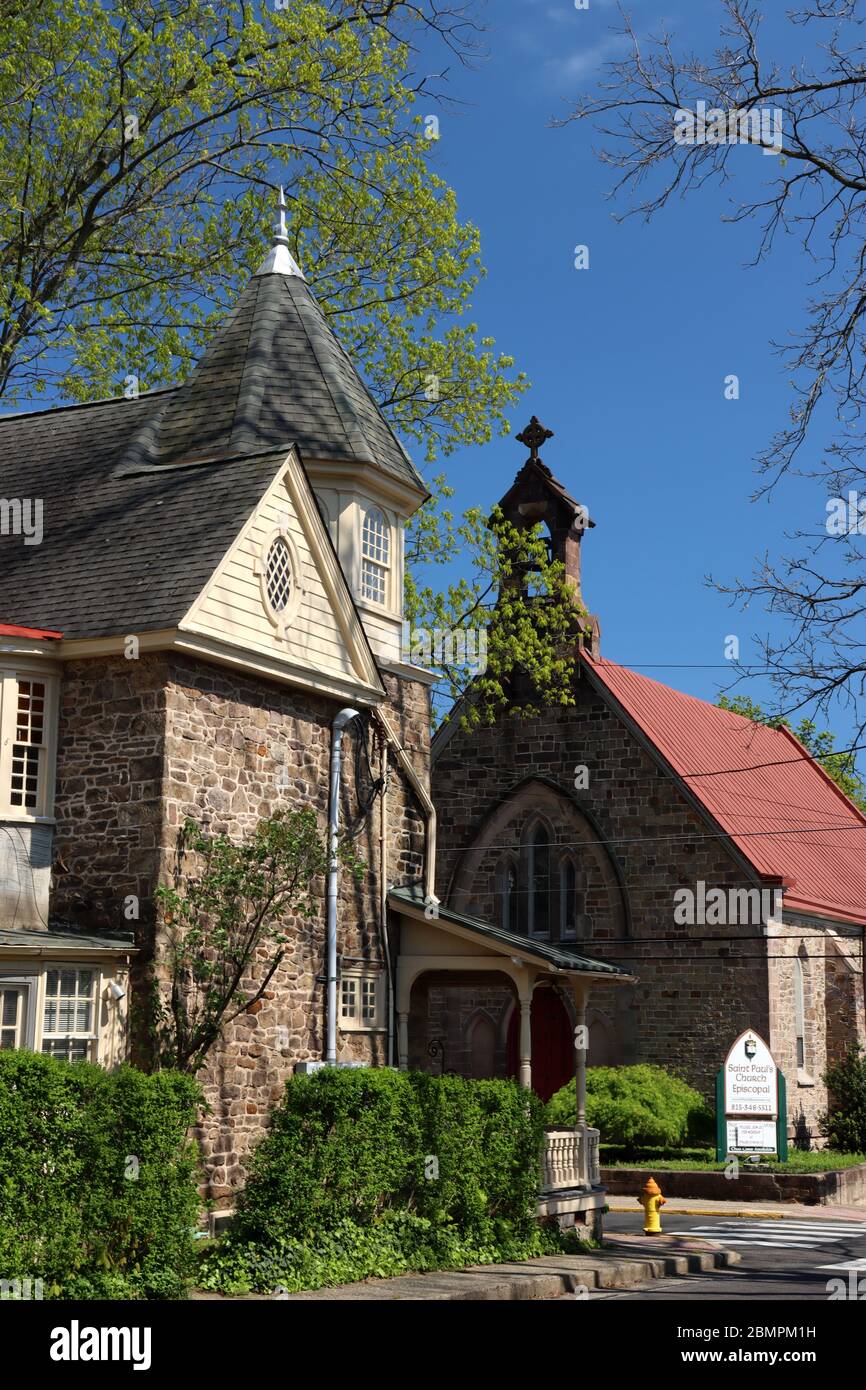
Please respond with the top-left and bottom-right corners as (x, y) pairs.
(572, 980), (589, 1128)
(514, 968), (534, 1089)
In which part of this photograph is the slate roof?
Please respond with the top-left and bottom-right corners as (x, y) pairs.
(115, 271), (425, 491)
(0, 266), (423, 637)
(583, 653), (866, 928)
(389, 883), (630, 976)
(0, 387), (289, 637)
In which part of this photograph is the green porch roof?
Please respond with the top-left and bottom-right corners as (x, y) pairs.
(0, 927), (136, 953)
(388, 884), (629, 977)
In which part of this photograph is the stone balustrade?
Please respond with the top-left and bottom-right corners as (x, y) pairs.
(540, 1125), (601, 1192)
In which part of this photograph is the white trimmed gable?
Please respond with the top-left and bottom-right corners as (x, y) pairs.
(179, 449), (384, 703)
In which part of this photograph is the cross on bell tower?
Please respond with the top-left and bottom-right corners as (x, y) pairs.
(497, 414), (601, 657)
(516, 415), (554, 463)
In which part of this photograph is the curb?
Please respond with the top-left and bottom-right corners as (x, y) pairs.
(222, 1246), (741, 1301)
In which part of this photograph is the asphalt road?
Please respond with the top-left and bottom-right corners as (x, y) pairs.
(593, 1210), (866, 1300)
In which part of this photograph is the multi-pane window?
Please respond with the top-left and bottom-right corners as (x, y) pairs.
(361, 508), (389, 605)
(0, 985), (25, 1050)
(340, 972), (382, 1030)
(10, 679), (45, 810)
(265, 537), (293, 613)
(42, 968), (96, 1062)
(341, 977), (357, 1022)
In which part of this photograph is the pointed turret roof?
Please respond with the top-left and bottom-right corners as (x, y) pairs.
(115, 200), (425, 493)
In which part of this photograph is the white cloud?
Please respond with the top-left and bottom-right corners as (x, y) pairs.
(547, 31), (632, 84)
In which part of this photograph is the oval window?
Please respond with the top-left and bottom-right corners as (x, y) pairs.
(265, 537), (293, 613)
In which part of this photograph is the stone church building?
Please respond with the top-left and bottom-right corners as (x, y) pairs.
(0, 204), (627, 1213)
(430, 428), (866, 1146)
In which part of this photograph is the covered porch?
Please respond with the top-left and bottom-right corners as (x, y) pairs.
(388, 885), (634, 1233)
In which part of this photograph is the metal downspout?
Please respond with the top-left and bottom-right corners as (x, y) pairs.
(326, 707), (359, 1066)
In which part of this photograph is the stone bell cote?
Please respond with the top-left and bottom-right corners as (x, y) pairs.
(497, 415), (600, 655)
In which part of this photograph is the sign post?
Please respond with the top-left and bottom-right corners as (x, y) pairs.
(715, 1029), (787, 1162)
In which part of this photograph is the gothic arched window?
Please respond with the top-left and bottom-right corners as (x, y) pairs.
(560, 858), (577, 940)
(528, 823), (551, 937)
(500, 858), (519, 935)
(795, 952), (808, 1070)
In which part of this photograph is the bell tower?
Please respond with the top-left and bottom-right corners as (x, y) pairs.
(497, 415), (600, 656)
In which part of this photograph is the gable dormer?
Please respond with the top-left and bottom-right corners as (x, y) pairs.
(110, 190), (427, 670)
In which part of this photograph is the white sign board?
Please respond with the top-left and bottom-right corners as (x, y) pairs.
(727, 1119), (777, 1154)
(723, 1030), (777, 1117)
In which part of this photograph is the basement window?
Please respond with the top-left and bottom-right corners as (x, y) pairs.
(340, 971), (385, 1032)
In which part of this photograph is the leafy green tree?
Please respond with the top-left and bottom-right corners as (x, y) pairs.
(0, 0), (525, 461)
(564, 0), (866, 740)
(150, 811), (362, 1074)
(821, 1044), (866, 1155)
(718, 695), (866, 812)
(406, 475), (588, 728)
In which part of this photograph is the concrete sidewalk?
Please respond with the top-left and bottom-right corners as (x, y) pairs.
(264, 1234), (740, 1301)
(608, 1196), (866, 1220)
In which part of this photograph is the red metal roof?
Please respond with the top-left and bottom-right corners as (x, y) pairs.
(0, 624), (62, 640)
(583, 653), (866, 927)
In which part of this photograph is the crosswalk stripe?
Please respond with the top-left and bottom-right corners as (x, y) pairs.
(818, 1258), (866, 1271)
(682, 1224), (864, 1236)
(687, 1238), (823, 1248)
(678, 1225), (866, 1248)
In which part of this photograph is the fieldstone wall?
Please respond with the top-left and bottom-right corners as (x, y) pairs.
(49, 650), (429, 1204)
(52, 654), (168, 933)
(431, 665), (773, 1101)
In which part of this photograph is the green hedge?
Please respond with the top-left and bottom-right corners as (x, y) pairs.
(0, 1052), (202, 1299)
(200, 1067), (551, 1294)
(233, 1068), (545, 1248)
(547, 1065), (713, 1150)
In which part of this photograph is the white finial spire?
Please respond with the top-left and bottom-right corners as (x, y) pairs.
(255, 185), (305, 278)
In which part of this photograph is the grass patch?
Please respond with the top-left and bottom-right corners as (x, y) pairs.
(600, 1148), (866, 1173)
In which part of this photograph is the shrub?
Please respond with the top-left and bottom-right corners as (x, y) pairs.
(0, 1052), (202, 1299)
(546, 1065), (713, 1151)
(822, 1044), (866, 1153)
(411, 1073), (545, 1242)
(233, 1068), (545, 1252)
(235, 1067), (424, 1243)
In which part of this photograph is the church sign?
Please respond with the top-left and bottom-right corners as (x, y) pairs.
(715, 1029), (787, 1161)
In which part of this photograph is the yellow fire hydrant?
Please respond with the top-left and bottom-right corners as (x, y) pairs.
(637, 1176), (666, 1235)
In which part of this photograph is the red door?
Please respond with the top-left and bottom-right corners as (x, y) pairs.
(507, 988), (574, 1101)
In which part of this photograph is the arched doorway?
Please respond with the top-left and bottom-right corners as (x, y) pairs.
(507, 988), (574, 1101)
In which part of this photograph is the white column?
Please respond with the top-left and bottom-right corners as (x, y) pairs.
(573, 981), (588, 1128)
(397, 1011), (409, 1071)
(513, 968), (534, 1090)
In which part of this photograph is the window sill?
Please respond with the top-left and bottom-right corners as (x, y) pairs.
(0, 813), (56, 826)
(356, 596), (399, 620)
(796, 1069), (815, 1087)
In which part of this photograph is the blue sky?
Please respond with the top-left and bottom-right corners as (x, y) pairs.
(415, 0), (860, 753)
